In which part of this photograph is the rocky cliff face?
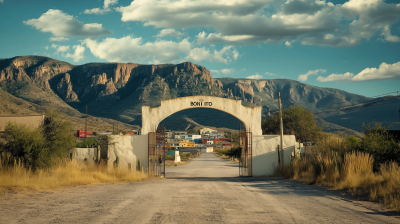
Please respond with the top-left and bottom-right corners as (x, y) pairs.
(0, 56), (73, 89)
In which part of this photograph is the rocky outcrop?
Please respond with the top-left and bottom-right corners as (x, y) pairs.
(56, 73), (78, 101)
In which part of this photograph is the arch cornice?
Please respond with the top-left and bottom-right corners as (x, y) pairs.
(141, 96), (262, 136)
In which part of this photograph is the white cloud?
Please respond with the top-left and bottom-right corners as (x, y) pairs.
(65, 45), (85, 62)
(83, 36), (239, 64)
(221, 68), (235, 74)
(84, 0), (118, 15)
(104, 0), (118, 8)
(116, 0), (400, 47)
(24, 9), (112, 38)
(298, 69), (326, 81)
(51, 44), (58, 49)
(240, 68), (247, 72)
(285, 41), (292, 47)
(317, 61), (400, 82)
(44, 46), (49, 50)
(265, 72), (276, 76)
(154, 29), (186, 38)
(380, 25), (400, 43)
(0, 0), (4, 3)
(197, 32), (258, 45)
(246, 73), (263, 79)
(56, 45), (70, 53)
(211, 68), (235, 76)
(210, 69), (220, 75)
(49, 37), (69, 42)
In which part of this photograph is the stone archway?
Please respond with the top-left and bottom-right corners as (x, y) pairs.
(141, 96), (262, 135)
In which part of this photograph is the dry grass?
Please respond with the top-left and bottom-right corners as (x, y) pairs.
(0, 160), (147, 193)
(278, 151), (400, 211)
(336, 152), (382, 191)
(370, 162), (400, 211)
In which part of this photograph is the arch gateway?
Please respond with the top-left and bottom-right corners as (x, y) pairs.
(106, 96), (296, 177)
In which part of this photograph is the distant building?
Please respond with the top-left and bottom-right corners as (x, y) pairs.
(179, 142), (195, 147)
(99, 131), (112, 135)
(174, 134), (186, 140)
(191, 135), (201, 140)
(0, 115), (44, 133)
(77, 130), (93, 138)
(200, 128), (216, 135)
(126, 130), (140, 135)
(174, 131), (187, 135)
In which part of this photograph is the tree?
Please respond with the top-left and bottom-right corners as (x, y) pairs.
(262, 105), (322, 142)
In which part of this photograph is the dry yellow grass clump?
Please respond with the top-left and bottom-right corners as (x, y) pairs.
(0, 160), (147, 193)
(370, 162), (400, 211)
(277, 151), (400, 211)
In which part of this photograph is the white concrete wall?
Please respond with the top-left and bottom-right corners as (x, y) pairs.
(108, 135), (148, 172)
(252, 135), (296, 176)
(70, 148), (98, 163)
(102, 133), (295, 176)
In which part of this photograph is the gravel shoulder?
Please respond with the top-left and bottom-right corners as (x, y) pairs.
(1, 153), (399, 224)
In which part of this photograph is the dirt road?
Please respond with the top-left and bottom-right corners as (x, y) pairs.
(1, 153), (399, 223)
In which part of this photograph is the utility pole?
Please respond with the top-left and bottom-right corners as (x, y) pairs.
(278, 92), (284, 164)
(85, 105), (88, 138)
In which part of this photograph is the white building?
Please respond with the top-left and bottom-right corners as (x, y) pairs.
(206, 141), (213, 145)
(200, 128), (216, 135)
(191, 135), (201, 140)
(174, 135), (186, 140)
(209, 133), (224, 139)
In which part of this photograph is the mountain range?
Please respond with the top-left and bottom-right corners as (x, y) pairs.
(1, 56), (399, 136)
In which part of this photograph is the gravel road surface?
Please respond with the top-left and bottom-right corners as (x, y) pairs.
(1, 153), (399, 223)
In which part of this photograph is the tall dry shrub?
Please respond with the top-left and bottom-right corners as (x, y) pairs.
(338, 151), (382, 190)
(370, 162), (400, 211)
(291, 158), (314, 183)
(314, 153), (341, 185)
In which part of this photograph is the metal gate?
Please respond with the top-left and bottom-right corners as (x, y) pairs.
(239, 124), (252, 177)
(148, 125), (166, 177)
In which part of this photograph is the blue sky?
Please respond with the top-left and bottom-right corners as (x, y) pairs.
(0, 0), (399, 97)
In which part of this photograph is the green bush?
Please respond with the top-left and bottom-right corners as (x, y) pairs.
(75, 138), (97, 148)
(215, 147), (241, 158)
(166, 155), (174, 160)
(0, 110), (75, 170)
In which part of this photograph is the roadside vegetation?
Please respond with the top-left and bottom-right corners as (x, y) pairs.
(265, 106), (400, 211)
(215, 147), (241, 162)
(0, 110), (146, 193)
(165, 151), (200, 167)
